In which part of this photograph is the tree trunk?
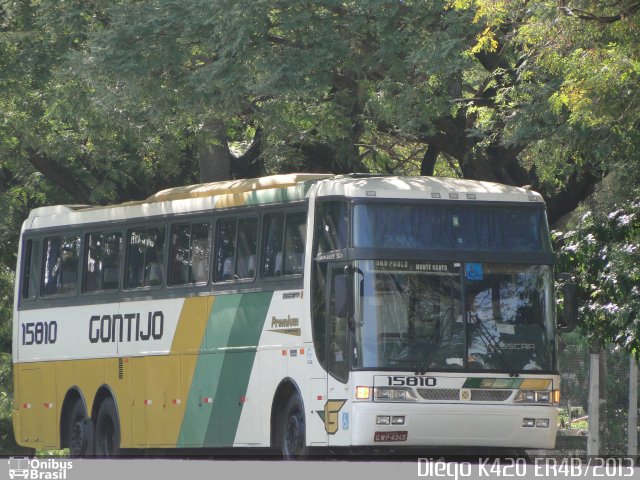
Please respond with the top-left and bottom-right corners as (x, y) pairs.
(231, 128), (264, 179)
(198, 121), (231, 183)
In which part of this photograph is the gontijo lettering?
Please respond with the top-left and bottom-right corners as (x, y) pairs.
(89, 311), (164, 343)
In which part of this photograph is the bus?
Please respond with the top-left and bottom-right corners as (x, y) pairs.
(12, 173), (577, 458)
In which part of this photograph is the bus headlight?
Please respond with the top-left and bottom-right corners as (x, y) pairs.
(374, 387), (417, 402)
(515, 390), (552, 404)
(536, 391), (551, 403)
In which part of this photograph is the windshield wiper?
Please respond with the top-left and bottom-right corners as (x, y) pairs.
(469, 314), (518, 377)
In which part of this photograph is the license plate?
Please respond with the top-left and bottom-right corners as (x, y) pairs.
(374, 431), (408, 442)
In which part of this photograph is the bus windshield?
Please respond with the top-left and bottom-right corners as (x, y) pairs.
(352, 261), (556, 372)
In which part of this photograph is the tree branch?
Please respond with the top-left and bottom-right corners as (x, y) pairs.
(25, 148), (92, 204)
(420, 145), (439, 176)
(559, 1), (640, 23)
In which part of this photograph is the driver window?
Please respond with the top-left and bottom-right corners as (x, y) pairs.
(328, 266), (350, 383)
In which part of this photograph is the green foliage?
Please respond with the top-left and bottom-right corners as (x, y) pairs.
(76, 0), (482, 174)
(1, 0), (200, 206)
(0, 259), (16, 455)
(458, 0), (640, 192)
(0, 267), (13, 353)
(555, 198), (640, 353)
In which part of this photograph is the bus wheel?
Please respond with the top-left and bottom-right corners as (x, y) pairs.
(94, 398), (121, 457)
(68, 401), (93, 457)
(280, 393), (308, 460)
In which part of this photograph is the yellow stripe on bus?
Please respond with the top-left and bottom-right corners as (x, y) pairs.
(170, 296), (212, 354)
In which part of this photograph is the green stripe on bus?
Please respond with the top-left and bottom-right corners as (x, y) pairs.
(178, 291), (272, 447)
(177, 294), (240, 446)
(205, 291), (272, 445)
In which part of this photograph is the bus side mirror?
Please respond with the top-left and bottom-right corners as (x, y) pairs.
(557, 273), (578, 333)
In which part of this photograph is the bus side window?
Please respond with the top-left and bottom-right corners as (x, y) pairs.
(21, 239), (40, 300)
(125, 227), (166, 289)
(126, 230), (145, 288)
(41, 236), (81, 296)
(283, 212), (306, 275)
(169, 224), (191, 285)
(314, 201), (349, 256)
(236, 217), (258, 279)
(327, 265), (350, 383)
(262, 212), (306, 278)
(84, 231), (122, 292)
(190, 222), (211, 283)
(214, 218), (237, 282)
(169, 222), (212, 286)
(144, 227), (165, 287)
(262, 214), (285, 277)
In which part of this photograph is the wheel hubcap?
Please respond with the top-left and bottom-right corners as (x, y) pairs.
(70, 421), (86, 455)
(285, 413), (303, 455)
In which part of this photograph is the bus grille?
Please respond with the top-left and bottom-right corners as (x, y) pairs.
(416, 388), (513, 402)
(470, 390), (512, 402)
(416, 389), (459, 401)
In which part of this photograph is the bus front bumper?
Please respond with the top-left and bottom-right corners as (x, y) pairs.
(351, 402), (557, 449)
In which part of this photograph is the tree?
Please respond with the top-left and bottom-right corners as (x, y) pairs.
(455, 0), (640, 213)
(555, 200), (640, 353)
(0, 0), (204, 207)
(4, 0), (624, 220)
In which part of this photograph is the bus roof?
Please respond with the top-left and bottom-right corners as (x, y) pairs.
(315, 175), (544, 203)
(24, 173), (543, 231)
(147, 173), (334, 202)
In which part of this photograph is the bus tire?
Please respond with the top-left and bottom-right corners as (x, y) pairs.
(280, 392), (308, 460)
(94, 397), (121, 457)
(68, 400), (93, 457)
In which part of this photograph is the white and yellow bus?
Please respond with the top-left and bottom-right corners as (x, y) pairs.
(12, 173), (576, 458)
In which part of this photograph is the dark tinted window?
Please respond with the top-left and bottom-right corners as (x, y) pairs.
(236, 218), (258, 279)
(41, 236), (81, 296)
(214, 219), (237, 282)
(84, 231), (123, 292)
(125, 227), (166, 289)
(214, 217), (257, 282)
(262, 214), (285, 277)
(263, 212), (306, 277)
(169, 222), (211, 285)
(353, 204), (550, 252)
(314, 201), (349, 256)
(21, 239), (40, 300)
(283, 212), (306, 275)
